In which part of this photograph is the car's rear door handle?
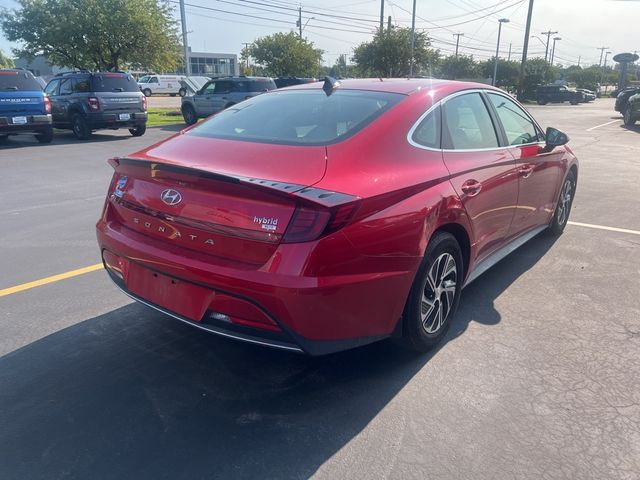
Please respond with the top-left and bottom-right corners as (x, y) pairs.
(461, 179), (482, 197)
(519, 164), (534, 178)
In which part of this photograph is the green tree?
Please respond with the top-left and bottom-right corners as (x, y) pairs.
(479, 58), (520, 89)
(520, 58), (561, 99)
(437, 55), (480, 80)
(352, 27), (439, 77)
(243, 32), (323, 77)
(1, 0), (181, 72)
(0, 49), (14, 68)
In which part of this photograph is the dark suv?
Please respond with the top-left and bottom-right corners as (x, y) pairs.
(0, 69), (53, 144)
(536, 85), (584, 105)
(44, 71), (147, 140)
(181, 76), (276, 125)
(615, 87), (640, 114)
(274, 77), (316, 88)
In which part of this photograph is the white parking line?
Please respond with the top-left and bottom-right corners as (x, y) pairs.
(568, 221), (640, 236)
(586, 119), (619, 131)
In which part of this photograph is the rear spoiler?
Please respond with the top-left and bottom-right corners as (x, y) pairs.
(109, 157), (358, 208)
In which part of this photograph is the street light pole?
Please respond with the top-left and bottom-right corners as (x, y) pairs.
(179, 0), (190, 75)
(409, 0), (417, 77)
(492, 18), (509, 86)
(550, 37), (561, 66)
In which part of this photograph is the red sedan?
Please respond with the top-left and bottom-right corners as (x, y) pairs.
(96, 78), (578, 355)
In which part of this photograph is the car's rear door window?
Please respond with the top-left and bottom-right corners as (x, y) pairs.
(0, 71), (43, 91)
(248, 79), (277, 92)
(91, 73), (139, 92)
(442, 92), (499, 150)
(188, 89), (404, 145)
(487, 93), (542, 145)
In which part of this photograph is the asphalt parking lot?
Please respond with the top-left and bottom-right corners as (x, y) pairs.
(0, 98), (639, 479)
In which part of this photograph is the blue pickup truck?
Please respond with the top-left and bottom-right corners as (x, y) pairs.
(0, 69), (53, 144)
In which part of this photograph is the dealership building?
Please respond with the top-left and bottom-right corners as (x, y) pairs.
(187, 52), (239, 77)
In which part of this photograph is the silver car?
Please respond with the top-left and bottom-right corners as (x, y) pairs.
(181, 76), (277, 125)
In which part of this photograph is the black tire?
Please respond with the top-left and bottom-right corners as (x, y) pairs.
(401, 232), (463, 352)
(0, 135), (9, 144)
(570, 100), (579, 105)
(35, 126), (54, 143)
(170, 93), (176, 97)
(548, 170), (577, 236)
(178, 88), (187, 97)
(182, 104), (197, 125)
(129, 124), (147, 137)
(623, 106), (637, 126)
(143, 88), (152, 97)
(71, 113), (91, 140)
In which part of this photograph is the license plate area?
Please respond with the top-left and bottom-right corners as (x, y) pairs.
(125, 262), (214, 321)
(118, 113), (131, 121)
(12, 116), (28, 125)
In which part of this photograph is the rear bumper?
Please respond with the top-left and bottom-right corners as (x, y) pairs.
(0, 114), (52, 134)
(84, 111), (147, 129)
(96, 215), (413, 355)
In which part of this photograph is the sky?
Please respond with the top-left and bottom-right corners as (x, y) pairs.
(0, 0), (638, 68)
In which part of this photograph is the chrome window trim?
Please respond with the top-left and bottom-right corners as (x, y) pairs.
(407, 88), (546, 153)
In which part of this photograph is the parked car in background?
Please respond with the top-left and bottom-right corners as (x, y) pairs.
(536, 85), (584, 105)
(615, 87), (640, 114)
(181, 76), (276, 125)
(274, 77), (316, 89)
(138, 74), (186, 97)
(0, 68), (53, 144)
(45, 71), (147, 140)
(98, 79), (578, 355)
(623, 92), (640, 126)
(576, 88), (596, 102)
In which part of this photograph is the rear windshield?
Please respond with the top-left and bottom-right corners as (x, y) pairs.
(91, 73), (139, 92)
(0, 71), (43, 91)
(189, 89), (404, 145)
(247, 79), (277, 92)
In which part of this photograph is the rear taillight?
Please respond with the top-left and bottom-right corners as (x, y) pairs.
(88, 97), (100, 111)
(43, 96), (51, 114)
(142, 96), (147, 111)
(282, 202), (359, 243)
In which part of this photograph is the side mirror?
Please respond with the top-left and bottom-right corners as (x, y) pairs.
(542, 127), (569, 152)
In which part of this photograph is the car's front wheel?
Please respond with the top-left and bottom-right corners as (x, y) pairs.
(142, 89), (152, 97)
(548, 170), (576, 236)
(623, 106), (637, 126)
(182, 104), (197, 125)
(401, 232), (463, 352)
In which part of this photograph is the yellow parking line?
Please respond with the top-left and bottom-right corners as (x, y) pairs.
(0, 263), (103, 298)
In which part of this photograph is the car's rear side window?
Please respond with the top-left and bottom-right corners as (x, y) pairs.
(411, 106), (440, 149)
(188, 89), (405, 145)
(442, 92), (499, 150)
(247, 79), (277, 92)
(91, 73), (139, 92)
(0, 71), (43, 91)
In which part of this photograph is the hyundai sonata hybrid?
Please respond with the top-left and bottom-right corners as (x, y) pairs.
(96, 78), (578, 355)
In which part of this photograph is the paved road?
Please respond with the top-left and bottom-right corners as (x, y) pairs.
(0, 98), (639, 480)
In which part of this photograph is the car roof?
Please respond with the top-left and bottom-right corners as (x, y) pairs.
(285, 78), (504, 97)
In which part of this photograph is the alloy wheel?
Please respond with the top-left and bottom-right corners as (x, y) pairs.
(556, 179), (573, 226)
(421, 253), (457, 334)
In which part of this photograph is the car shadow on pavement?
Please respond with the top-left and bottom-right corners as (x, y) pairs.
(620, 124), (640, 133)
(0, 234), (557, 480)
(155, 124), (184, 133)
(0, 132), (134, 150)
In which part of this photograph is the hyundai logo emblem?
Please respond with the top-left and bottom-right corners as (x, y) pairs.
(160, 189), (182, 206)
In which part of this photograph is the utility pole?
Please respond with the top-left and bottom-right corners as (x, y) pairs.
(550, 37), (561, 66)
(453, 33), (464, 57)
(179, 0), (190, 75)
(508, 42), (512, 61)
(577, 55), (581, 67)
(409, 0), (417, 77)
(298, 6), (302, 38)
(541, 30), (558, 62)
(379, 0), (384, 33)
(601, 50), (611, 88)
(242, 43), (251, 70)
(597, 46), (609, 67)
(387, 15), (392, 31)
(517, 0), (535, 100)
